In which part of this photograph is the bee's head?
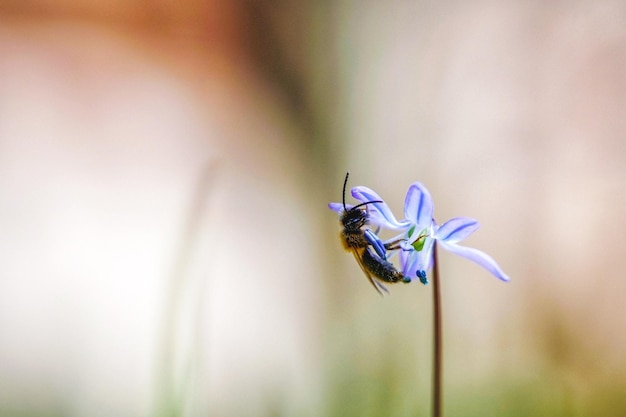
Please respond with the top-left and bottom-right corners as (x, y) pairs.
(341, 206), (368, 229)
(341, 171), (382, 230)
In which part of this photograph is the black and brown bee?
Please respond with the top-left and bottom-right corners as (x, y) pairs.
(337, 172), (410, 295)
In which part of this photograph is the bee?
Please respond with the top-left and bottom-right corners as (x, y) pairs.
(337, 172), (409, 295)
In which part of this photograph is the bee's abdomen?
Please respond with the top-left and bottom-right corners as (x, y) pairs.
(361, 247), (405, 283)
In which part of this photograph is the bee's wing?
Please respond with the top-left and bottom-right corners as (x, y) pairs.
(350, 249), (389, 296)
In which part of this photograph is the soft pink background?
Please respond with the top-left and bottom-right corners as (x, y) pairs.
(1, 1), (624, 416)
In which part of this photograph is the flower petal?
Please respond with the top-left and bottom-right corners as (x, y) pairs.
(420, 238), (436, 271)
(435, 217), (480, 243)
(438, 241), (511, 282)
(404, 182), (434, 227)
(328, 202), (347, 212)
(351, 186), (409, 230)
(399, 249), (418, 279)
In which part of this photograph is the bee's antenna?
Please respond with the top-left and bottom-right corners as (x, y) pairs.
(343, 172), (383, 212)
(351, 200), (383, 211)
(342, 171), (350, 210)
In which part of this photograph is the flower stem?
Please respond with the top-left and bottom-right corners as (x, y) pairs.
(432, 241), (442, 417)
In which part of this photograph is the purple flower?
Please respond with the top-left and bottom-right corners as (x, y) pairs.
(328, 179), (510, 285)
(398, 182), (511, 283)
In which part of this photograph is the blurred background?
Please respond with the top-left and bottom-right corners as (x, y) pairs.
(1, 1), (625, 416)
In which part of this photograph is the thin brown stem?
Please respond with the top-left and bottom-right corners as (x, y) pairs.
(432, 242), (442, 417)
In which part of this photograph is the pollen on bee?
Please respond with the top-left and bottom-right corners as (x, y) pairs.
(341, 232), (362, 250)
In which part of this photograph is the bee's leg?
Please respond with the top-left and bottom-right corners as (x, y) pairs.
(385, 232), (429, 251)
(364, 229), (387, 259)
(384, 238), (405, 251)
